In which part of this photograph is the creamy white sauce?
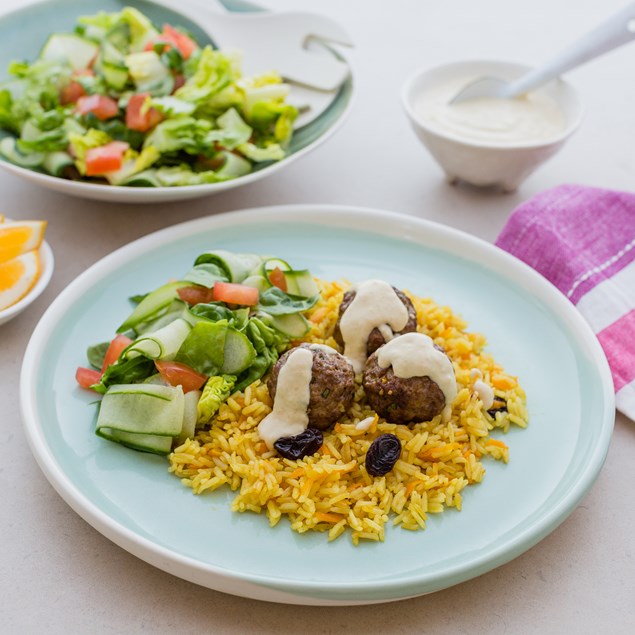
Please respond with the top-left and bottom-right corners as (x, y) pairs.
(340, 280), (409, 373)
(473, 380), (495, 410)
(258, 347), (313, 449)
(470, 369), (494, 410)
(377, 332), (457, 420)
(416, 75), (566, 146)
(309, 343), (338, 355)
(377, 324), (395, 343)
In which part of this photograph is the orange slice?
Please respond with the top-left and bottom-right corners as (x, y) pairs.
(0, 221), (47, 264)
(0, 250), (41, 311)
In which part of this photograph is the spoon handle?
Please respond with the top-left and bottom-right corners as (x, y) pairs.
(506, 2), (635, 97)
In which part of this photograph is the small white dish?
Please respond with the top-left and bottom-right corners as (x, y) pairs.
(402, 60), (584, 192)
(0, 240), (54, 326)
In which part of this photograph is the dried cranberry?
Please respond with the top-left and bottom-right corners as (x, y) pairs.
(274, 428), (323, 460)
(365, 433), (401, 476)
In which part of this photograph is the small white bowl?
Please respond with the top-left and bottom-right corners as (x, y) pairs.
(402, 60), (584, 192)
(0, 240), (54, 326)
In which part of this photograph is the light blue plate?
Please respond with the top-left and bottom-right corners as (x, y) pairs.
(20, 206), (615, 604)
(0, 0), (353, 203)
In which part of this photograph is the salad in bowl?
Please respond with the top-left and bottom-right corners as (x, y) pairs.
(0, 1), (352, 201)
(0, 6), (297, 188)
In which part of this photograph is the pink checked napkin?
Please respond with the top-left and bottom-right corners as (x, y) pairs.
(496, 184), (635, 420)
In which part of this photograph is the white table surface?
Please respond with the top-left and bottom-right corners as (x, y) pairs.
(1, 0), (633, 631)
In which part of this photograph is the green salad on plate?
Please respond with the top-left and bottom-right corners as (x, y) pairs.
(0, 6), (297, 187)
(75, 249), (319, 455)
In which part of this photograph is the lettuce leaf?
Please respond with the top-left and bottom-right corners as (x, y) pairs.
(196, 374), (236, 425)
(236, 141), (285, 162)
(153, 165), (222, 186)
(174, 46), (235, 105)
(143, 116), (211, 153)
(205, 107), (252, 149)
(17, 109), (70, 152)
(174, 321), (228, 375)
(0, 89), (18, 133)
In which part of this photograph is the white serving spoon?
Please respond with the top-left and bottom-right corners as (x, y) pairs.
(149, 0), (353, 126)
(451, 1), (635, 104)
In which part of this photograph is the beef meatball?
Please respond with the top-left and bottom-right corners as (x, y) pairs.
(267, 344), (355, 430)
(333, 287), (417, 356)
(362, 352), (446, 424)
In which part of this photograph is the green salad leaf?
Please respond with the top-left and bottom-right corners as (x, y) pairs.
(257, 287), (319, 315)
(87, 341), (109, 370)
(174, 321), (228, 375)
(92, 355), (155, 394)
(197, 374), (236, 425)
(183, 263), (228, 288)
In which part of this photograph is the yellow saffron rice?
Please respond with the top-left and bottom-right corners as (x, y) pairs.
(168, 279), (528, 545)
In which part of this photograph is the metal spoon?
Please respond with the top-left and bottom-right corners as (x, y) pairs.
(451, 2), (635, 104)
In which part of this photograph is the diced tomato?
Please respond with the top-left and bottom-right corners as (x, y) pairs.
(125, 93), (163, 132)
(75, 367), (102, 390)
(60, 81), (86, 106)
(212, 281), (259, 306)
(101, 334), (133, 373)
(76, 94), (119, 120)
(85, 141), (129, 176)
(176, 285), (215, 306)
(144, 25), (196, 60)
(162, 24), (196, 59)
(155, 360), (207, 393)
(268, 267), (287, 292)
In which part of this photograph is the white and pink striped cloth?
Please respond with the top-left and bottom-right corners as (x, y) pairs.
(496, 184), (635, 421)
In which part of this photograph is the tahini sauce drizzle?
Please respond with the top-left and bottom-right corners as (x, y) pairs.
(340, 280), (409, 373)
(470, 369), (494, 410)
(308, 343), (338, 355)
(258, 347), (313, 449)
(377, 332), (457, 420)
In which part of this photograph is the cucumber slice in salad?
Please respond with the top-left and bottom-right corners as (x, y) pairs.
(220, 328), (257, 374)
(269, 313), (310, 338)
(39, 34), (99, 71)
(125, 317), (192, 360)
(118, 281), (190, 334)
(177, 390), (201, 445)
(0, 137), (44, 167)
(96, 383), (190, 455)
(194, 250), (264, 284)
(43, 151), (74, 177)
(283, 270), (319, 298)
(102, 60), (129, 91)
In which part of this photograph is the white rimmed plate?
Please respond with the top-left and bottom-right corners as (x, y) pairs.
(20, 205), (615, 604)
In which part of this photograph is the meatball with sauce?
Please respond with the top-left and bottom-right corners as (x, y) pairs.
(333, 286), (417, 356)
(362, 334), (455, 424)
(267, 343), (355, 430)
